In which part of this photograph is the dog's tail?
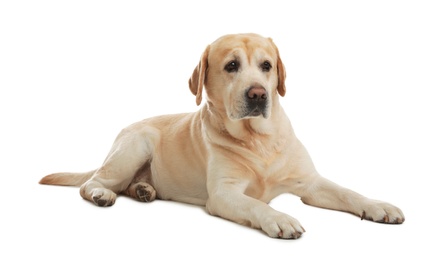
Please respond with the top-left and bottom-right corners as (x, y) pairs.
(39, 169), (97, 187)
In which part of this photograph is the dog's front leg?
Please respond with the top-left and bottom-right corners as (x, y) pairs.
(206, 176), (305, 239)
(296, 175), (405, 223)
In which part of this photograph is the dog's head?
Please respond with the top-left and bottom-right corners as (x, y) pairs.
(189, 33), (286, 120)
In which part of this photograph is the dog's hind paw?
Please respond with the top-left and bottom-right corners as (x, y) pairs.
(91, 188), (117, 207)
(125, 182), (156, 202)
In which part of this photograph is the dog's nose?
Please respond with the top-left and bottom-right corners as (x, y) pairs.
(244, 86), (268, 118)
(246, 86), (267, 101)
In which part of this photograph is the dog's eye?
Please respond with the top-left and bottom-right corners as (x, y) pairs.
(224, 60), (239, 73)
(261, 61), (272, 72)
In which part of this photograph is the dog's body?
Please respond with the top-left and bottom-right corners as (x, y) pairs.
(40, 33), (404, 238)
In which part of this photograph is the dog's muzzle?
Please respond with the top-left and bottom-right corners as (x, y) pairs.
(243, 86), (268, 118)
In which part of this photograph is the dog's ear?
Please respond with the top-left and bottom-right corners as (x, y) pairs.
(269, 38), (286, 97)
(276, 55), (286, 97)
(189, 45), (210, 106)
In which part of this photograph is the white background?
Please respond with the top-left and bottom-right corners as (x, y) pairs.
(1, 0), (424, 259)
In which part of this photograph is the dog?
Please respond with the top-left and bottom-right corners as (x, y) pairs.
(40, 33), (404, 239)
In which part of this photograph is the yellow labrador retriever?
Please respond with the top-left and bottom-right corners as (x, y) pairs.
(40, 33), (404, 239)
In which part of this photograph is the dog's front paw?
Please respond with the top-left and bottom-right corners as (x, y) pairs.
(361, 200), (405, 224)
(260, 212), (305, 239)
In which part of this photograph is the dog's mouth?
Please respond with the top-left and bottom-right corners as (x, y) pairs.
(228, 104), (269, 120)
(242, 104), (268, 118)
(228, 87), (270, 120)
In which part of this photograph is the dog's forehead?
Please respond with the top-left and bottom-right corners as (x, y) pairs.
(209, 34), (275, 63)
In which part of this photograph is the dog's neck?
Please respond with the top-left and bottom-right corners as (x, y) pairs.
(200, 100), (293, 162)
(225, 117), (273, 139)
(202, 99), (290, 146)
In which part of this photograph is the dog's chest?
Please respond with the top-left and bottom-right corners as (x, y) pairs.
(239, 136), (294, 201)
(239, 132), (286, 164)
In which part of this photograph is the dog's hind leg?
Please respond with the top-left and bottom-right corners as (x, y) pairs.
(79, 124), (160, 207)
